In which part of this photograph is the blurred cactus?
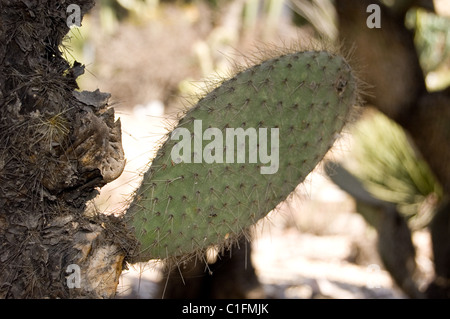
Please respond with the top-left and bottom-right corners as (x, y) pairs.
(324, 160), (422, 298)
(288, 0), (338, 41)
(324, 109), (444, 298)
(349, 110), (442, 229)
(326, 111), (443, 298)
(334, 0), (450, 299)
(406, 8), (450, 74)
(406, 8), (450, 90)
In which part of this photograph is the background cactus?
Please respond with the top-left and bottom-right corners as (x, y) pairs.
(128, 49), (359, 262)
(323, 109), (444, 298)
(347, 110), (442, 228)
(335, 0), (450, 298)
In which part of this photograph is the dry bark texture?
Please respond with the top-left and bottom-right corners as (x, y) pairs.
(0, 0), (136, 298)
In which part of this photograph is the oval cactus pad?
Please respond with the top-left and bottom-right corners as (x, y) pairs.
(128, 50), (358, 261)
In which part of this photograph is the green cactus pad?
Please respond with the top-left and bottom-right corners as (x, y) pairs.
(128, 50), (358, 261)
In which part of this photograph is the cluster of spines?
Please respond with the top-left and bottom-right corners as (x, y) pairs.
(127, 48), (358, 262)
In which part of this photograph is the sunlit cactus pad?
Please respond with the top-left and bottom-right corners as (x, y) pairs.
(128, 50), (358, 261)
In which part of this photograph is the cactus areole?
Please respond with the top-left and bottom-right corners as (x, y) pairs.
(128, 50), (358, 261)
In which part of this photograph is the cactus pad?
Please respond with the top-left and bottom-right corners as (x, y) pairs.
(128, 50), (358, 261)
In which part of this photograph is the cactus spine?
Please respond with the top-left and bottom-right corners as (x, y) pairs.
(127, 49), (358, 262)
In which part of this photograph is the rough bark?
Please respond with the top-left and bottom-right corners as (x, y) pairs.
(0, 0), (136, 298)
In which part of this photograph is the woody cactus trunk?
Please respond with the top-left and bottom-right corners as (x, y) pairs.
(0, 0), (136, 298)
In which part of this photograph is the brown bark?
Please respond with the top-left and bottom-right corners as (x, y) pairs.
(0, 0), (136, 298)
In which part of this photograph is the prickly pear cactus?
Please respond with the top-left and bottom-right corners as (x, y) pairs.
(128, 49), (358, 261)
